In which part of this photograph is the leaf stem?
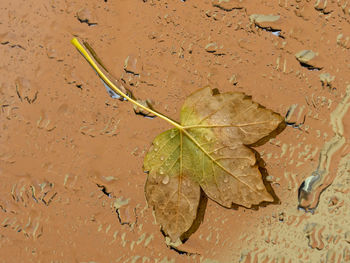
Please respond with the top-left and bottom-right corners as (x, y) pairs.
(71, 38), (183, 130)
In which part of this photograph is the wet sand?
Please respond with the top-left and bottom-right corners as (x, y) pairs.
(1, 0), (350, 262)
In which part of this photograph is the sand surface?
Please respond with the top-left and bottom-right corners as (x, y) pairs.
(1, 0), (350, 262)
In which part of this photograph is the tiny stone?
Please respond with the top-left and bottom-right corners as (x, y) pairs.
(265, 175), (274, 182)
(345, 231), (350, 243)
(212, 0), (245, 11)
(229, 74), (238, 85)
(250, 14), (281, 31)
(124, 55), (141, 75)
(295, 50), (323, 69)
(76, 8), (98, 26)
(205, 42), (218, 53)
(319, 73), (335, 87)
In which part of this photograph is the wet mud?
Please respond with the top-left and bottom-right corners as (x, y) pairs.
(1, 0), (350, 262)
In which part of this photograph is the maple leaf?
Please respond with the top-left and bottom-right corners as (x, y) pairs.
(71, 38), (285, 243)
(144, 87), (284, 241)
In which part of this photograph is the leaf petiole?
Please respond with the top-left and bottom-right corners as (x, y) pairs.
(71, 37), (183, 130)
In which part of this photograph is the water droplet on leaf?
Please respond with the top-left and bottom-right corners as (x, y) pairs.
(170, 130), (177, 138)
(204, 134), (212, 142)
(162, 175), (170, 184)
(256, 183), (265, 190)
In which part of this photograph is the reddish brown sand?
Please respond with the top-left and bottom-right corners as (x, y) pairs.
(1, 0), (350, 262)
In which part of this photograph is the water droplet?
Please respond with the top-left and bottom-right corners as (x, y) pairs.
(154, 147), (159, 152)
(204, 134), (213, 142)
(170, 130), (177, 138)
(256, 183), (264, 190)
(159, 167), (165, 175)
(223, 176), (229, 183)
(155, 141), (160, 146)
(162, 175), (170, 184)
(160, 156), (165, 161)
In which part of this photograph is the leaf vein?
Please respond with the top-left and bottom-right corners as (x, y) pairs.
(183, 130), (262, 196)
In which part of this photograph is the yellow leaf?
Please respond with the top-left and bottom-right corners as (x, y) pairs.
(144, 87), (284, 241)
